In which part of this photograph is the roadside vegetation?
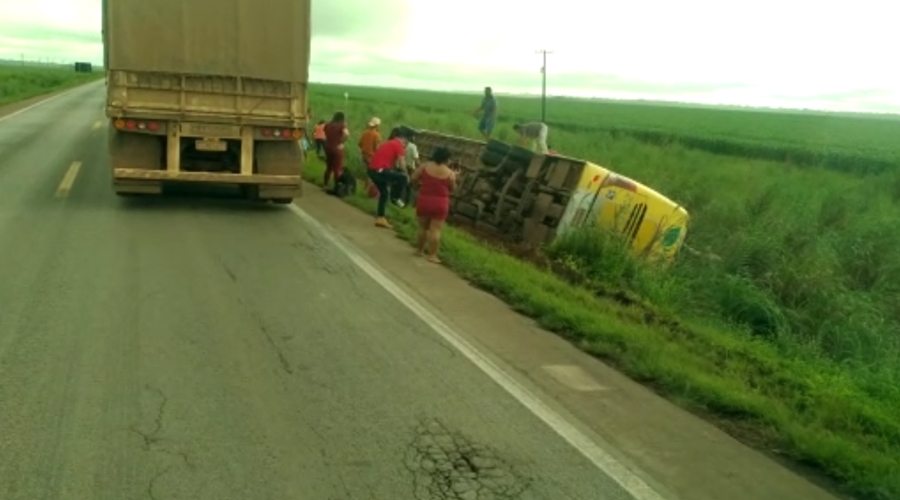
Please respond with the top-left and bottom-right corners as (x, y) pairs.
(0, 64), (103, 107)
(305, 84), (900, 500)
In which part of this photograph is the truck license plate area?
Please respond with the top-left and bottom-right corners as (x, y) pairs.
(195, 138), (227, 152)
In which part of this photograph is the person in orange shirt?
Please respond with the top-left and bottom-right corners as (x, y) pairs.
(312, 120), (327, 159)
(358, 117), (382, 168)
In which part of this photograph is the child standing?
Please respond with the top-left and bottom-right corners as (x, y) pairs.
(313, 120), (327, 159)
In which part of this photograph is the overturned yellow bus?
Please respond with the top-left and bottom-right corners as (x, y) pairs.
(413, 131), (689, 263)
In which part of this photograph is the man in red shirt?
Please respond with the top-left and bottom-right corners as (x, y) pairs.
(367, 127), (412, 229)
(322, 111), (349, 189)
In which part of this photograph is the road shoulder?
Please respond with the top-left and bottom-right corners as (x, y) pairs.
(294, 183), (841, 500)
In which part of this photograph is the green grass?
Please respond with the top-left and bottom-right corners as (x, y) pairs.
(311, 84), (900, 175)
(305, 84), (900, 500)
(0, 65), (103, 107)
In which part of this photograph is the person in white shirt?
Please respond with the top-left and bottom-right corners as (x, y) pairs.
(513, 121), (549, 154)
(397, 133), (420, 207)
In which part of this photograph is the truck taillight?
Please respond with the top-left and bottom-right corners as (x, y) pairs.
(114, 119), (161, 132)
(260, 128), (300, 139)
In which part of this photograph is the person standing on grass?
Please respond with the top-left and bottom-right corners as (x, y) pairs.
(410, 146), (457, 264)
(472, 86), (498, 140)
(358, 117), (382, 168)
(513, 121), (549, 154)
(313, 120), (327, 159)
(367, 127), (412, 229)
(323, 112), (349, 189)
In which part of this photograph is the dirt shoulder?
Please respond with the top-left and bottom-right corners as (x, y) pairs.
(295, 184), (843, 500)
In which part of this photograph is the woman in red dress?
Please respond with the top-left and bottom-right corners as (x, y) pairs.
(322, 112), (349, 189)
(410, 147), (457, 263)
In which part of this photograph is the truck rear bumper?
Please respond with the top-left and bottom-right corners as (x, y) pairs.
(113, 168), (300, 185)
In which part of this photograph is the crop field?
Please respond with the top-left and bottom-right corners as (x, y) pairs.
(311, 84), (900, 175)
(0, 64), (103, 107)
(306, 84), (900, 500)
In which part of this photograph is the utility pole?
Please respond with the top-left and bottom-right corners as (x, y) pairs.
(535, 49), (554, 123)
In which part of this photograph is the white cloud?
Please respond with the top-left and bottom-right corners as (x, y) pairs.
(0, 0), (896, 113)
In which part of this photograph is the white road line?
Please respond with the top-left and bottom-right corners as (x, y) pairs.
(0, 85), (87, 124)
(288, 203), (667, 500)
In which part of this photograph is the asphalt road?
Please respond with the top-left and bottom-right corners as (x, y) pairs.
(0, 83), (640, 499)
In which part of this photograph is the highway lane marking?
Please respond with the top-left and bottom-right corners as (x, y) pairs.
(542, 364), (610, 392)
(0, 84), (89, 124)
(55, 161), (82, 198)
(288, 203), (667, 500)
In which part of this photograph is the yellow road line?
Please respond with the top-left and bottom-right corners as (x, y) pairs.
(55, 161), (82, 198)
(92, 120), (103, 130)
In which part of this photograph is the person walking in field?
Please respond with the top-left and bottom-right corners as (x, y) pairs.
(367, 127), (413, 229)
(513, 121), (549, 154)
(472, 86), (498, 140)
(323, 112), (349, 190)
(312, 120), (327, 159)
(410, 146), (457, 264)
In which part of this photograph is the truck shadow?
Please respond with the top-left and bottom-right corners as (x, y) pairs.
(115, 183), (285, 213)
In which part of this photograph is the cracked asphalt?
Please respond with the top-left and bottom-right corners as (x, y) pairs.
(0, 84), (636, 499)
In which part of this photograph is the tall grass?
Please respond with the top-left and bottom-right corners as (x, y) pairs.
(307, 85), (900, 499)
(0, 65), (102, 107)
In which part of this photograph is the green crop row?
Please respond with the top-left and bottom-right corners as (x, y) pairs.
(0, 65), (103, 107)
(310, 84), (900, 174)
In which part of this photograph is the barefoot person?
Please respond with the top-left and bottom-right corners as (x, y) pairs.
(410, 146), (456, 263)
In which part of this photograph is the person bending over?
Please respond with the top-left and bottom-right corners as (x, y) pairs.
(513, 121), (549, 154)
(410, 146), (457, 264)
(367, 128), (412, 229)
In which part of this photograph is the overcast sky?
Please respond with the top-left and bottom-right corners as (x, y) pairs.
(0, 0), (896, 113)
